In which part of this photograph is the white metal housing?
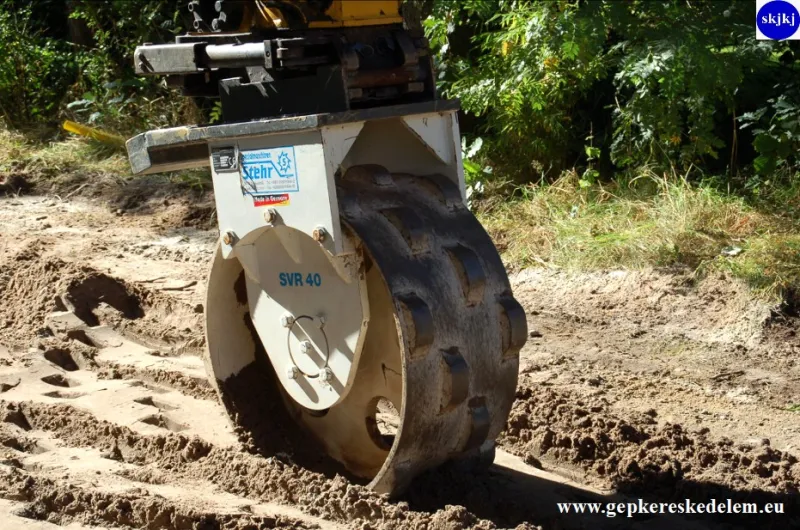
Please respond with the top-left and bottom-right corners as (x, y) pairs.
(205, 109), (465, 409)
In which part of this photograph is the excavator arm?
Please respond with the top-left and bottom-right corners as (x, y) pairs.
(135, 0), (432, 123)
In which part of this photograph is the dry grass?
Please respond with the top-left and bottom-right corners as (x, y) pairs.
(477, 170), (800, 297)
(0, 128), (128, 176)
(0, 127), (210, 193)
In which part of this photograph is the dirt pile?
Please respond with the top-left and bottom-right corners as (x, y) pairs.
(0, 240), (204, 353)
(1, 467), (312, 529)
(0, 242), (146, 349)
(501, 384), (800, 503)
(97, 365), (215, 401)
(7, 400), (504, 530)
(512, 268), (777, 349)
(11, 163), (216, 227)
(153, 202), (217, 232)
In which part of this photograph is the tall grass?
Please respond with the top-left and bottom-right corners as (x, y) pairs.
(0, 128), (128, 175)
(478, 170), (800, 297)
(0, 127), (211, 192)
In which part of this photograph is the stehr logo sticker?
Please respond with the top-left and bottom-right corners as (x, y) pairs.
(240, 146), (300, 195)
(757, 0), (800, 40)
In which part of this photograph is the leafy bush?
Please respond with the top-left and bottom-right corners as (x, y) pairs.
(425, 0), (798, 181)
(0, 3), (80, 127)
(0, 0), (196, 133)
(65, 0), (194, 134)
(740, 82), (800, 177)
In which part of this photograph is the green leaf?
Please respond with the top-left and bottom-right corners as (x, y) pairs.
(753, 155), (774, 174)
(561, 40), (579, 60)
(463, 158), (481, 173)
(585, 146), (601, 159)
(753, 134), (779, 154)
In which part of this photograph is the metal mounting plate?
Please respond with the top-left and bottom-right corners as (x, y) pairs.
(126, 100), (460, 176)
(236, 227), (368, 410)
(210, 128), (347, 257)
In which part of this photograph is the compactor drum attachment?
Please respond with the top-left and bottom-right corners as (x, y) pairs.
(126, 0), (527, 496)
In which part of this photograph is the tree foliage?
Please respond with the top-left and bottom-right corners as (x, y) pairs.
(425, 0), (800, 183)
(0, 0), (193, 134)
(0, 3), (79, 127)
(0, 0), (798, 188)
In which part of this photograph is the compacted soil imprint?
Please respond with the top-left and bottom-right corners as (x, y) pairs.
(1, 186), (798, 529)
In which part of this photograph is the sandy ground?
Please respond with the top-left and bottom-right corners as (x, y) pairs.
(0, 182), (798, 530)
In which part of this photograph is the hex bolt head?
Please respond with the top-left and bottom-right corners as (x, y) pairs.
(280, 314), (294, 328)
(312, 226), (327, 243)
(286, 366), (299, 380)
(299, 341), (312, 354)
(222, 230), (235, 245)
(318, 367), (333, 383)
(264, 208), (278, 223)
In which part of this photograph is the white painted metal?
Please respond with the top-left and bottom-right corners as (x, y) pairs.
(339, 112), (465, 197)
(204, 244), (255, 382)
(209, 130), (344, 258)
(204, 241), (403, 481)
(236, 227), (369, 410)
(401, 112), (466, 199)
(205, 109), (463, 410)
(207, 110), (463, 261)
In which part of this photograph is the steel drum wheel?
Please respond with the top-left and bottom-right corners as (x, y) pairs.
(204, 166), (526, 495)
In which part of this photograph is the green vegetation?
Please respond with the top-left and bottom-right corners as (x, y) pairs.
(0, 0), (798, 295)
(427, 0), (800, 183)
(0, 0), (198, 134)
(429, 0), (800, 296)
(0, 128), (209, 194)
(0, 129), (127, 176)
(477, 173), (800, 297)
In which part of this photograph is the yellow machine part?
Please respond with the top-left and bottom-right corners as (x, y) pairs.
(247, 0), (289, 29)
(311, 0), (403, 28)
(62, 120), (125, 147)
(245, 0), (403, 30)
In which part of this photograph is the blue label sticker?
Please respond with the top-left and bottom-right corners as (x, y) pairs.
(240, 147), (300, 195)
